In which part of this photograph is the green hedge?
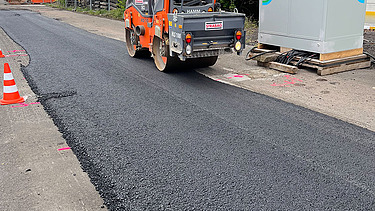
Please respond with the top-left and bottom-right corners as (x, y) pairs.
(219, 0), (258, 19)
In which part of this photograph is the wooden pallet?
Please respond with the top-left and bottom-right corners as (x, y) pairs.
(250, 46), (371, 76)
(292, 55), (371, 76)
(248, 48), (300, 74)
(257, 44), (364, 61)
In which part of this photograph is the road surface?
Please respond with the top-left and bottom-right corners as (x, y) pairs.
(1, 10), (375, 210)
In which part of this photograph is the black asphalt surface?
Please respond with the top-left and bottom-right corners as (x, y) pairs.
(1, 10), (375, 210)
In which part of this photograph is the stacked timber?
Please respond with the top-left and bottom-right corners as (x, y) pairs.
(94, 0), (118, 10)
(248, 44), (371, 76)
(7, 0), (28, 4)
(66, 0), (118, 10)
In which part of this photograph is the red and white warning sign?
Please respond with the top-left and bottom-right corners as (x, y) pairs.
(205, 21), (223, 30)
(135, 0), (143, 4)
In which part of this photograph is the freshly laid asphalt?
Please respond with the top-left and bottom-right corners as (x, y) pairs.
(1, 10), (375, 210)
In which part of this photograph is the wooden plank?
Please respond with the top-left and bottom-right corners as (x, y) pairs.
(307, 54), (368, 66)
(255, 48), (369, 66)
(290, 57), (371, 75)
(254, 47), (371, 75)
(258, 61), (299, 74)
(317, 60), (371, 76)
(257, 46), (364, 64)
(268, 62), (299, 74)
(258, 46), (364, 62)
(253, 48), (276, 53)
(319, 48), (363, 61)
(280, 47), (292, 53)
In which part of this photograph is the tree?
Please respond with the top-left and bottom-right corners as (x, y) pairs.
(219, 0), (258, 19)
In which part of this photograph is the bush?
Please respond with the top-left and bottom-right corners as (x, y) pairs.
(219, 0), (259, 20)
(117, 0), (126, 10)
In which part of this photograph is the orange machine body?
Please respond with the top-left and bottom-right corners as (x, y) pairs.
(124, 0), (245, 71)
(124, 0), (217, 51)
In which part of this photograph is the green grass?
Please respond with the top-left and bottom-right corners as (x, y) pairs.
(48, 2), (125, 20)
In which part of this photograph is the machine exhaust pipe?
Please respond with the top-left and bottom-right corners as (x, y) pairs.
(135, 25), (145, 36)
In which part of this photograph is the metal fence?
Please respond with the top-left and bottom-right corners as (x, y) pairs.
(65, 0), (118, 10)
(5, 0), (119, 10)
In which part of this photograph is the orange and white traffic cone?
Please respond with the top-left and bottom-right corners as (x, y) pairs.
(0, 49), (5, 58)
(1, 63), (25, 105)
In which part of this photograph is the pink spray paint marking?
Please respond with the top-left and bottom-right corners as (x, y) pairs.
(11, 102), (40, 108)
(58, 147), (71, 151)
(5, 54), (28, 57)
(271, 75), (303, 87)
(228, 75), (245, 79)
(11, 103), (28, 108)
(7, 50), (25, 53)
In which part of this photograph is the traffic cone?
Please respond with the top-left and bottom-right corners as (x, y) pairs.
(1, 63), (25, 105)
(0, 49), (5, 58)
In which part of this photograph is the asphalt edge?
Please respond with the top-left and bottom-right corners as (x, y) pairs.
(0, 19), (109, 210)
